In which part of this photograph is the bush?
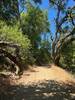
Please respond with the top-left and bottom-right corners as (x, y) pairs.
(34, 40), (51, 65)
(60, 41), (75, 73)
(0, 20), (33, 69)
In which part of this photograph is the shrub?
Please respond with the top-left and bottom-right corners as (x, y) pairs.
(0, 20), (33, 71)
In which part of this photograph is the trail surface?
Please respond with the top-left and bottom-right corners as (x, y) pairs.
(0, 64), (75, 100)
(16, 64), (75, 85)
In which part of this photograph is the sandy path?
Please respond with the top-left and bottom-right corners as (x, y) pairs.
(16, 64), (75, 85)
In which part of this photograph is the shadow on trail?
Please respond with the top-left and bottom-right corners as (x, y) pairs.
(0, 80), (75, 100)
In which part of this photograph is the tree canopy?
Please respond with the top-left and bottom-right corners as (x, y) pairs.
(0, 0), (75, 74)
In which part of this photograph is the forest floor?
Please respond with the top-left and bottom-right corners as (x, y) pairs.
(0, 64), (75, 100)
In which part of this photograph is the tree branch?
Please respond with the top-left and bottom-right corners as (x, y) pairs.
(70, 12), (75, 26)
(50, 31), (53, 41)
(61, 27), (75, 42)
(0, 41), (20, 48)
(55, 6), (60, 40)
(56, 28), (75, 54)
(0, 49), (22, 74)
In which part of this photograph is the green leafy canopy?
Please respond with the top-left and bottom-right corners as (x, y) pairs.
(0, 20), (31, 62)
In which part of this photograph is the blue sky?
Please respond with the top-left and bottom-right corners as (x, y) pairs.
(39, 0), (75, 34)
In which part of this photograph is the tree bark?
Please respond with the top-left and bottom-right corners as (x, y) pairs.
(0, 49), (23, 74)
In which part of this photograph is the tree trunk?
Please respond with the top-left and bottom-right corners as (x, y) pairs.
(0, 49), (23, 74)
(51, 50), (60, 66)
(54, 55), (60, 66)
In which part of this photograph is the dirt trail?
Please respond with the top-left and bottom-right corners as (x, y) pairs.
(0, 64), (75, 100)
(15, 64), (75, 85)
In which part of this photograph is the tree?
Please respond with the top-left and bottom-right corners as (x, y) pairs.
(20, 2), (50, 65)
(0, 0), (75, 71)
(20, 2), (49, 49)
(34, 0), (75, 65)
(0, 0), (20, 23)
(35, 39), (51, 65)
(49, 0), (75, 65)
(0, 20), (31, 74)
(60, 41), (75, 72)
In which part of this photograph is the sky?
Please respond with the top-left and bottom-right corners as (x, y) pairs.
(39, 0), (75, 35)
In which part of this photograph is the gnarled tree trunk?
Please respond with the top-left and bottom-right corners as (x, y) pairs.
(0, 41), (24, 74)
(0, 49), (22, 74)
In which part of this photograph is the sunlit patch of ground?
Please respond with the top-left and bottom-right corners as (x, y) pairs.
(15, 64), (75, 85)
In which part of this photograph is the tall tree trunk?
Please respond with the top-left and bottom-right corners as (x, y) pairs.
(51, 42), (60, 66)
(52, 53), (60, 66)
(54, 55), (60, 66)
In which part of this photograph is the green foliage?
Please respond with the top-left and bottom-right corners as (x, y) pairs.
(0, 0), (74, 72)
(20, 3), (50, 65)
(33, 0), (42, 4)
(20, 4), (50, 48)
(0, 20), (31, 64)
(60, 41), (75, 72)
(35, 40), (51, 65)
(0, 0), (19, 21)
(49, 0), (69, 10)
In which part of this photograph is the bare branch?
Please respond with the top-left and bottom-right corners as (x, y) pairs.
(0, 41), (21, 61)
(59, 15), (68, 27)
(56, 28), (75, 53)
(49, 0), (59, 7)
(55, 7), (60, 39)
(61, 27), (75, 42)
(70, 13), (75, 26)
(50, 31), (53, 41)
